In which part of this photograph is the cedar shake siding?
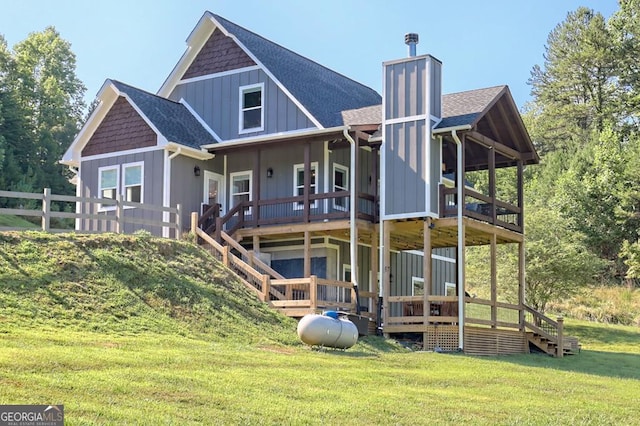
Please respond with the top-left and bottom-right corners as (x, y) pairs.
(182, 29), (256, 79)
(82, 97), (157, 156)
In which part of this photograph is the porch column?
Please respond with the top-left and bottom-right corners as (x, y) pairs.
(349, 133), (359, 311)
(423, 218), (432, 330)
(517, 160), (524, 228)
(253, 149), (260, 226)
(303, 142), (311, 223)
(371, 146), (379, 223)
(490, 233), (497, 328)
(370, 230), (379, 320)
(488, 145), (496, 224)
(518, 241), (526, 331)
(382, 221), (392, 337)
(304, 230), (311, 277)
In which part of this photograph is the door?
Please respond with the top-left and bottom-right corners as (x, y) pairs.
(203, 171), (225, 215)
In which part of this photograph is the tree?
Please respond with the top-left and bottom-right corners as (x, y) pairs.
(528, 7), (617, 154)
(524, 204), (607, 312)
(11, 27), (85, 195)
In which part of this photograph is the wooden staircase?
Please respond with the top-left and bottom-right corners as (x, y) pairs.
(523, 305), (580, 357)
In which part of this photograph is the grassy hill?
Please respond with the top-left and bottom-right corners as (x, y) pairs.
(0, 231), (639, 424)
(0, 231), (297, 345)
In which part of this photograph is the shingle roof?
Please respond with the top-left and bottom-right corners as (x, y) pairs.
(340, 85), (507, 129)
(110, 80), (217, 148)
(212, 13), (382, 128)
(438, 85), (506, 129)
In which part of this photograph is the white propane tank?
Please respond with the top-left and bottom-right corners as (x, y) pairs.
(297, 311), (358, 349)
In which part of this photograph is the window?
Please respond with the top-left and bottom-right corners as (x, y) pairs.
(239, 83), (264, 133)
(412, 276), (425, 296)
(123, 162), (143, 203)
(293, 162), (318, 210)
(445, 282), (457, 297)
(230, 171), (252, 214)
(340, 265), (352, 303)
(98, 166), (119, 211)
(333, 164), (349, 211)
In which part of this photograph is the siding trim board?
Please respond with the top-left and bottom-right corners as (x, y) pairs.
(177, 65), (261, 85)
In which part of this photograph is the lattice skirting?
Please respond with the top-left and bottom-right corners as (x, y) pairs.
(423, 325), (459, 351)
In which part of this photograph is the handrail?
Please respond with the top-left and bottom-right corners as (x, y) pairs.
(219, 231), (285, 280)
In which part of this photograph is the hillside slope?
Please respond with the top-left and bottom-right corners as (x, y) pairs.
(0, 231), (298, 345)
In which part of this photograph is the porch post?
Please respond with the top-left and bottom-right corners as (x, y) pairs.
(488, 145), (496, 224)
(304, 230), (311, 277)
(423, 218), (432, 327)
(303, 142), (311, 223)
(518, 241), (526, 331)
(371, 230), (379, 320)
(383, 221), (392, 337)
(517, 160), (524, 228)
(253, 149), (260, 226)
(490, 233), (497, 328)
(372, 146), (379, 223)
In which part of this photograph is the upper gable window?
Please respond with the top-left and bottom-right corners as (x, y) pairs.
(239, 83), (264, 134)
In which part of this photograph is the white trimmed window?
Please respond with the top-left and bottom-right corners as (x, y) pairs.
(412, 276), (425, 296)
(333, 164), (349, 211)
(230, 171), (252, 214)
(98, 165), (119, 211)
(445, 282), (457, 297)
(293, 162), (318, 210)
(123, 162), (143, 203)
(239, 83), (264, 133)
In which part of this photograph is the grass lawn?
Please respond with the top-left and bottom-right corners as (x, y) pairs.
(0, 214), (38, 228)
(0, 232), (638, 424)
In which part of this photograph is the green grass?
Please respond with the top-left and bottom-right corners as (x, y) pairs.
(1, 232), (639, 425)
(0, 214), (38, 228)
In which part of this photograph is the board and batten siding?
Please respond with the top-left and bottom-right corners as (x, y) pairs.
(169, 68), (316, 141)
(382, 55), (443, 219)
(79, 150), (165, 235)
(170, 155), (224, 228)
(224, 143), (326, 220)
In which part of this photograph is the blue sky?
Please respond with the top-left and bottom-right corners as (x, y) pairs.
(0, 0), (619, 110)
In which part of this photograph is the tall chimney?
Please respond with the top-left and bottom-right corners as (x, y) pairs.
(404, 33), (419, 57)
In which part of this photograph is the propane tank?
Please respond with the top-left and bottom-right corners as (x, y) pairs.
(297, 311), (358, 349)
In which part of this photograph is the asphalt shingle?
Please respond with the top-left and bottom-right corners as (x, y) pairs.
(212, 14), (382, 128)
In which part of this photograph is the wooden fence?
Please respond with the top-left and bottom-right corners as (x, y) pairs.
(0, 188), (182, 238)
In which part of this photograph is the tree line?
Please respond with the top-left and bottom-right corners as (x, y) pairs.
(521, 0), (640, 310)
(0, 27), (85, 207)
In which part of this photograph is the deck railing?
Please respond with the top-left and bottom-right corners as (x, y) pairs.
(201, 191), (377, 239)
(440, 185), (522, 233)
(191, 214), (374, 316)
(0, 188), (182, 238)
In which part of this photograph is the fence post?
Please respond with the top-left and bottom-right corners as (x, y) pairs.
(215, 217), (222, 243)
(115, 194), (124, 233)
(262, 275), (271, 303)
(42, 188), (51, 232)
(175, 204), (182, 240)
(191, 212), (198, 234)
(248, 250), (254, 269)
(222, 246), (230, 267)
(556, 316), (564, 358)
(309, 275), (317, 311)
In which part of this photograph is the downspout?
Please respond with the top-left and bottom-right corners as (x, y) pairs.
(163, 147), (182, 238)
(450, 130), (465, 350)
(343, 128), (361, 314)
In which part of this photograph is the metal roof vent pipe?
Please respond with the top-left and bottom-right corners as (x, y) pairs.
(405, 33), (419, 57)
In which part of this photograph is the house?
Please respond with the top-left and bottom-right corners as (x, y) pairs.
(61, 12), (575, 356)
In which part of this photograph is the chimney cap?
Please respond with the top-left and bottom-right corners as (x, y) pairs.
(404, 33), (419, 45)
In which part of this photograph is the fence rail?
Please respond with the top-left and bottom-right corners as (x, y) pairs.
(0, 188), (182, 238)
